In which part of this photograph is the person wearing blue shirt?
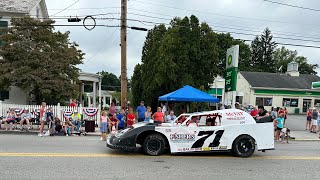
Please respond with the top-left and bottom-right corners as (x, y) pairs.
(117, 109), (125, 130)
(136, 101), (146, 122)
(275, 113), (284, 142)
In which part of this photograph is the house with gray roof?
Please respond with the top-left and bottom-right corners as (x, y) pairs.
(209, 62), (320, 113)
(0, 0), (49, 104)
(0, 0), (49, 17)
(236, 62), (320, 113)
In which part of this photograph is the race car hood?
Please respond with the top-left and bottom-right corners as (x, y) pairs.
(132, 122), (174, 128)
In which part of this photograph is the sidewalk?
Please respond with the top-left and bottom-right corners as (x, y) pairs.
(1, 128), (319, 140)
(0, 127), (101, 136)
(290, 130), (320, 141)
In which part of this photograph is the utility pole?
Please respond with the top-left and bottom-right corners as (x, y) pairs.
(120, 0), (127, 109)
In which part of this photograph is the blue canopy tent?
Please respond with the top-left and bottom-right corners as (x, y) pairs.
(158, 85), (220, 103)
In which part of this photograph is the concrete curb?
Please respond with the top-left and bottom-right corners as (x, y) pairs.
(0, 130), (101, 136)
(1, 131), (319, 140)
(292, 139), (320, 141)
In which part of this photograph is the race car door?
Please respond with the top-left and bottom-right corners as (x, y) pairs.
(169, 114), (227, 153)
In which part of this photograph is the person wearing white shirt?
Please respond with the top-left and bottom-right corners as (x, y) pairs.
(20, 109), (32, 130)
(161, 102), (167, 115)
(166, 110), (176, 123)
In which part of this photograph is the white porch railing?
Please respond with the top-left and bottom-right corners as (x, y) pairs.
(0, 101), (101, 125)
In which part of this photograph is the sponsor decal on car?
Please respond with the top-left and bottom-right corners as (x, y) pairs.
(219, 146), (227, 150)
(170, 134), (196, 143)
(225, 111), (245, 120)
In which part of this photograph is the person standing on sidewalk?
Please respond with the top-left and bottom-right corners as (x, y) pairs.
(136, 101), (146, 123)
(166, 110), (176, 123)
(117, 109), (125, 130)
(144, 106), (152, 123)
(127, 107), (135, 128)
(283, 107), (288, 125)
(317, 109), (320, 132)
(152, 107), (165, 123)
(100, 111), (109, 141)
(109, 102), (116, 115)
(310, 108), (318, 133)
(275, 113), (284, 142)
(306, 108), (312, 131)
(38, 102), (46, 137)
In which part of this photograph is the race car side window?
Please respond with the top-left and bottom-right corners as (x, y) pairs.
(177, 115), (188, 124)
(206, 113), (222, 126)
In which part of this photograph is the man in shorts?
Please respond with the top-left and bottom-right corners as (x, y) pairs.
(311, 108), (318, 133)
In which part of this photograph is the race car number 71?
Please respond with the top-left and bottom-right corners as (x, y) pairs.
(191, 130), (225, 148)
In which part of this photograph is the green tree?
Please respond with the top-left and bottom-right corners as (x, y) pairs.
(98, 71), (121, 91)
(132, 15), (222, 110)
(273, 46), (318, 74)
(0, 17), (84, 104)
(251, 28), (277, 72)
(131, 64), (143, 107)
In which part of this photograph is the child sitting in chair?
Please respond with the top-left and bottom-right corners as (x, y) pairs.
(63, 118), (74, 136)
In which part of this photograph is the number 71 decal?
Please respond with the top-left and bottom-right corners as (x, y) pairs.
(191, 130), (225, 148)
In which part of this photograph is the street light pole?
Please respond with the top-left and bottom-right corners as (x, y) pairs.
(120, 0), (127, 109)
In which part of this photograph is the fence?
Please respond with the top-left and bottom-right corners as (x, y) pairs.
(0, 101), (100, 125)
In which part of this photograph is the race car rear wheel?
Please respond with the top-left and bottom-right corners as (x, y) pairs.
(142, 133), (165, 156)
(232, 135), (255, 158)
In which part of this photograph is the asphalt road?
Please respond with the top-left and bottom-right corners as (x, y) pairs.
(0, 134), (320, 180)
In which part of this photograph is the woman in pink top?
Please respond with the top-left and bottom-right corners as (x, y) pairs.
(100, 111), (109, 141)
(109, 102), (116, 115)
(152, 107), (164, 123)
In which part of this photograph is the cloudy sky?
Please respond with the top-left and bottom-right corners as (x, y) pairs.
(45, 0), (320, 77)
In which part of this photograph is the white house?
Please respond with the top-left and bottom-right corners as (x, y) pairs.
(0, 0), (49, 104)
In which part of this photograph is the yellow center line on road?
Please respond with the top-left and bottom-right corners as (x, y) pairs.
(0, 153), (319, 160)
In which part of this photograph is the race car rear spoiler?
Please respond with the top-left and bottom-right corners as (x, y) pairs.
(255, 116), (273, 123)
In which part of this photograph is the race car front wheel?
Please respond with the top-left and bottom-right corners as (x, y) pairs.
(232, 135), (255, 158)
(142, 133), (165, 156)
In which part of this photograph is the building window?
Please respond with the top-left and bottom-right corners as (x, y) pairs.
(256, 97), (272, 106)
(315, 99), (320, 108)
(0, 90), (9, 100)
(283, 98), (298, 107)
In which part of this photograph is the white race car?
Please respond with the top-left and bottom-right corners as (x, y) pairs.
(107, 109), (274, 157)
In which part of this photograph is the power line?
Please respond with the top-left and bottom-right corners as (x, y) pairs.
(6, 14), (320, 43)
(263, 0), (320, 12)
(8, 24), (120, 27)
(127, 11), (320, 40)
(124, 19), (320, 48)
(240, 39), (320, 49)
(125, 18), (320, 43)
(48, 7), (120, 11)
(132, 0), (312, 26)
(51, 0), (80, 16)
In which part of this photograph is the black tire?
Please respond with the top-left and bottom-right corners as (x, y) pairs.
(142, 133), (166, 156)
(232, 135), (255, 158)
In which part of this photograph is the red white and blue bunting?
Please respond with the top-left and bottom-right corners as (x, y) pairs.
(33, 109), (40, 117)
(83, 108), (99, 117)
(14, 108), (24, 116)
(63, 111), (73, 119)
